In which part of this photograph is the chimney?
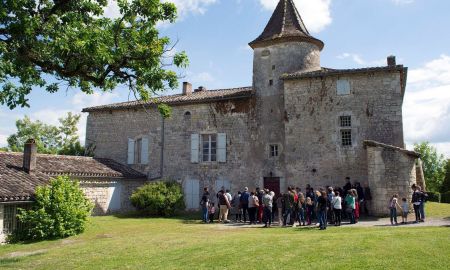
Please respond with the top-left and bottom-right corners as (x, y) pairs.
(182, 82), (192, 95)
(23, 139), (37, 173)
(387, 55), (396, 67)
(194, 86), (206, 92)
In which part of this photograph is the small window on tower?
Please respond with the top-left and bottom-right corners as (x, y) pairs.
(272, 65), (276, 70)
(270, 145), (279, 157)
(340, 116), (351, 127)
(269, 80), (273, 86)
(341, 130), (352, 146)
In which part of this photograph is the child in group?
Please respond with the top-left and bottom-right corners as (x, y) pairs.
(208, 202), (216, 223)
(401, 198), (409, 224)
(305, 197), (313, 225)
(389, 194), (401, 225)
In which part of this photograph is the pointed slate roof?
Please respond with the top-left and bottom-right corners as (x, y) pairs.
(249, 0), (324, 50)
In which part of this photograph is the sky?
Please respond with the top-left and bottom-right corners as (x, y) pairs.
(1, 0), (450, 158)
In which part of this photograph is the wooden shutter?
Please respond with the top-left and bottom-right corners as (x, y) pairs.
(141, 137), (149, 164)
(127, 138), (135, 164)
(191, 134), (199, 163)
(217, 133), (227, 163)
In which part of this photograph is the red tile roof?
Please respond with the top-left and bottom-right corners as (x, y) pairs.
(82, 87), (253, 112)
(0, 152), (146, 202)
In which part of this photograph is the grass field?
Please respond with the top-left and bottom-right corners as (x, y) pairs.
(0, 203), (449, 270)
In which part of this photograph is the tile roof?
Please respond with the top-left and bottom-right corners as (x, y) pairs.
(249, 0), (324, 50)
(363, 140), (420, 158)
(82, 87), (254, 112)
(0, 152), (146, 202)
(281, 66), (407, 80)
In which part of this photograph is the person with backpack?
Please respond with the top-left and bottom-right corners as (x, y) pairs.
(240, 187), (250, 223)
(200, 187), (210, 223)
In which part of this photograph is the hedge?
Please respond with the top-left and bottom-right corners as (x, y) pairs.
(441, 191), (450, 204)
(427, 191), (441, 203)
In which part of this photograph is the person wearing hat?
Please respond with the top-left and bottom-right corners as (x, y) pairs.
(240, 187), (250, 223)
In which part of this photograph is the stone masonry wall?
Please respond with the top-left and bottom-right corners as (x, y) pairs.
(366, 146), (417, 216)
(283, 70), (405, 189)
(80, 179), (146, 215)
(0, 204), (4, 243)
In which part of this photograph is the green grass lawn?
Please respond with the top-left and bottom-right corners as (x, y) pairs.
(426, 202), (450, 218)
(1, 205), (449, 270)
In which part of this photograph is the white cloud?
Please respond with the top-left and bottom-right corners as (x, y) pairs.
(104, 0), (218, 20)
(258, 0), (332, 33)
(337, 53), (386, 66)
(0, 134), (7, 147)
(404, 54), (450, 158)
(72, 91), (120, 110)
(392, 0), (414, 5)
(191, 72), (215, 84)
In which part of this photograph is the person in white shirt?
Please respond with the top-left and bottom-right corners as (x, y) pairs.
(331, 191), (342, 226)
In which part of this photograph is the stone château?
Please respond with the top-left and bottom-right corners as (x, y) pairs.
(82, 0), (422, 216)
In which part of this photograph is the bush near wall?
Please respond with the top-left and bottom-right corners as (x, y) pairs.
(441, 192), (450, 204)
(130, 181), (185, 217)
(11, 176), (93, 242)
(427, 191), (441, 203)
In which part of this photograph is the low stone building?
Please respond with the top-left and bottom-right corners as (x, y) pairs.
(82, 0), (422, 215)
(0, 140), (146, 242)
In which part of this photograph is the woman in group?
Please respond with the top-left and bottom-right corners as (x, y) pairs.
(248, 191), (259, 225)
(317, 191), (328, 230)
(345, 190), (356, 224)
(331, 191), (342, 226)
(231, 191), (242, 222)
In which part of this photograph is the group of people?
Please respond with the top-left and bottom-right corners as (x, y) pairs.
(388, 184), (428, 225)
(200, 177), (373, 230)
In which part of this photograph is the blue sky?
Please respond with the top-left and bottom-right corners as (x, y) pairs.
(1, 0), (450, 157)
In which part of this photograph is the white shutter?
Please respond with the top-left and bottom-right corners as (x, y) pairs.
(337, 79), (351, 95)
(127, 138), (135, 164)
(141, 137), (149, 164)
(191, 134), (199, 163)
(217, 133), (227, 163)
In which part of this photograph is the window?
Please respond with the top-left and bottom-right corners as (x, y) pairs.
(340, 116), (352, 127)
(341, 130), (352, 146)
(272, 65), (275, 70)
(337, 79), (351, 95)
(270, 144), (279, 157)
(269, 80), (273, 86)
(127, 137), (149, 165)
(202, 134), (217, 162)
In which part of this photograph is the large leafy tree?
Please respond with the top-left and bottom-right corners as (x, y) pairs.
(0, 0), (188, 110)
(414, 142), (446, 192)
(7, 112), (85, 155)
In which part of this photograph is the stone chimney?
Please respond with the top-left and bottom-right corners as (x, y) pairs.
(387, 55), (396, 67)
(182, 82), (192, 95)
(23, 139), (37, 173)
(194, 86), (206, 92)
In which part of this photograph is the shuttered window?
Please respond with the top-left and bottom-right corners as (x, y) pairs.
(128, 136), (149, 165)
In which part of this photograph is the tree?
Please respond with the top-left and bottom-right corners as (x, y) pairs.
(7, 112), (85, 155)
(0, 0), (188, 113)
(441, 159), (450, 193)
(13, 176), (93, 242)
(414, 142), (446, 192)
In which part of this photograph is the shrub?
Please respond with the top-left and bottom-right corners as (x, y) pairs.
(130, 181), (185, 217)
(12, 176), (93, 242)
(426, 191), (441, 203)
(441, 191), (450, 204)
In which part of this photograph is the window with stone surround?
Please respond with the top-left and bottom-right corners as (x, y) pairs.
(202, 134), (217, 162)
(270, 144), (279, 157)
(341, 129), (352, 146)
(127, 137), (149, 165)
(340, 115), (352, 127)
(337, 79), (351, 95)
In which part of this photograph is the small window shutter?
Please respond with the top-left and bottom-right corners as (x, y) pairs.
(191, 134), (199, 163)
(217, 133), (227, 163)
(337, 79), (351, 95)
(127, 138), (135, 164)
(141, 137), (149, 164)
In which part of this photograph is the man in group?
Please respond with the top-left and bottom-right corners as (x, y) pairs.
(200, 187), (210, 223)
(282, 187), (295, 226)
(262, 189), (273, 227)
(218, 190), (231, 223)
(240, 187), (250, 223)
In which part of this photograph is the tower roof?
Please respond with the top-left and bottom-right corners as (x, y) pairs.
(249, 0), (324, 50)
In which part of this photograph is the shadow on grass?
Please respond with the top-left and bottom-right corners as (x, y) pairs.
(112, 210), (202, 224)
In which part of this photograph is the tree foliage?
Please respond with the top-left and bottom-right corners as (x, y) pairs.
(414, 142), (446, 192)
(7, 112), (85, 155)
(130, 181), (184, 217)
(441, 159), (450, 193)
(0, 0), (188, 111)
(13, 175), (93, 242)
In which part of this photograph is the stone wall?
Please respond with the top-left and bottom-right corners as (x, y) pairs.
(80, 179), (146, 215)
(0, 204), (4, 243)
(283, 70), (405, 189)
(366, 143), (418, 216)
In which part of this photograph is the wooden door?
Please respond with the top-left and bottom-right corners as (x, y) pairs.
(264, 177), (280, 195)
